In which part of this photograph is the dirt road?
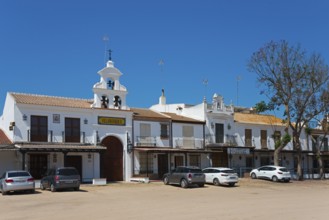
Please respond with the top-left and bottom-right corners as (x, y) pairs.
(1, 179), (329, 220)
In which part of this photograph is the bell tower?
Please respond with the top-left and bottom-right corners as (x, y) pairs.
(92, 53), (128, 110)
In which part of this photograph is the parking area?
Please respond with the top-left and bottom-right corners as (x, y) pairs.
(1, 178), (329, 220)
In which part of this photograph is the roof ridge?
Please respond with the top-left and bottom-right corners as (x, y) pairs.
(10, 92), (93, 102)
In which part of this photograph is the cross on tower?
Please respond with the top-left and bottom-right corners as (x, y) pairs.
(108, 49), (112, 61)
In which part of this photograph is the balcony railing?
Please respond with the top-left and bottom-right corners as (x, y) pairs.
(205, 134), (237, 146)
(174, 137), (204, 149)
(62, 131), (86, 143)
(27, 130), (53, 142)
(27, 130), (87, 143)
(136, 136), (157, 147)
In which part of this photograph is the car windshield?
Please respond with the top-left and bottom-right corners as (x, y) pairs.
(8, 172), (30, 177)
(58, 169), (78, 176)
(221, 169), (236, 174)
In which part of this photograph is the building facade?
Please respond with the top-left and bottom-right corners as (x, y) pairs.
(1, 57), (328, 181)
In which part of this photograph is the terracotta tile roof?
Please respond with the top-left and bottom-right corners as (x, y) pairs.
(131, 108), (170, 121)
(15, 143), (106, 151)
(234, 112), (285, 126)
(163, 112), (205, 124)
(0, 129), (12, 145)
(10, 92), (93, 109)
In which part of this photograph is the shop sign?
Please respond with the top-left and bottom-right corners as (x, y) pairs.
(227, 148), (250, 155)
(98, 116), (126, 126)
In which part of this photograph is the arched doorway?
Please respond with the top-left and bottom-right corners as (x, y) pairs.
(100, 136), (123, 181)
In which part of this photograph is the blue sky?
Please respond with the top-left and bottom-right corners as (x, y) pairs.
(1, 0), (329, 116)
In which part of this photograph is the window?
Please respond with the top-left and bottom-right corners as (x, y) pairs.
(160, 123), (169, 139)
(139, 152), (153, 174)
(140, 123), (151, 137)
(245, 129), (252, 146)
(31, 115), (48, 142)
(65, 118), (80, 143)
(183, 126), (194, 147)
(189, 155), (201, 167)
(261, 130), (267, 149)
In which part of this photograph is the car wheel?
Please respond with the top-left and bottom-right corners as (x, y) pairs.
(180, 179), (188, 188)
(40, 182), (46, 190)
(30, 189), (35, 194)
(251, 173), (257, 179)
(50, 183), (56, 192)
(74, 186), (80, 191)
(1, 190), (6, 196)
(198, 183), (204, 187)
(272, 176), (279, 182)
(213, 178), (220, 186)
(229, 183), (235, 187)
(163, 176), (169, 185)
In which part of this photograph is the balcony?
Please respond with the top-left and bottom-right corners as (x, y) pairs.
(205, 134), (237, 146)
(27, 130), (87, 144)
(136, 136), (157, 147)
(174, 137), (204, 149)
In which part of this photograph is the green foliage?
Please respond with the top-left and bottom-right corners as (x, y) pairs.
(273, 133), (291, 150)
(304, 127), (312, 135)
(254, 101), (275, 113)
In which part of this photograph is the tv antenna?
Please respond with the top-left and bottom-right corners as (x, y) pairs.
(103, 35), (109, 64)
(203, 78), (208, 101)
(236, 75), (242, 106)
(159, 59), (164, 89)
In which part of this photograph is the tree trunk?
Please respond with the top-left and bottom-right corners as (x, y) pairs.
(316, 150), (324, 179)
(273, 148), (280, 166)
(296, 153), (303, 180)
(294, 135), (304, 181)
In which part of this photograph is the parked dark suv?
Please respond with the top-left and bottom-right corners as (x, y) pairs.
(163, 166), (205, 188)
(40, 167), (80, 192)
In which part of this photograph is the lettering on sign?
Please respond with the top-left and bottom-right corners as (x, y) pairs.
(227, 148), (250, 155)
(98, 116), (126, 126)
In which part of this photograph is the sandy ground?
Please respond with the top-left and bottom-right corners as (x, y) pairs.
(1, 178), (329, 220)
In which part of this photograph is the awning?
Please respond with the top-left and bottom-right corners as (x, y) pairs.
(14, 143), (106, 153)
(0, 144), (17, 151)
(133, 147), (213, 154)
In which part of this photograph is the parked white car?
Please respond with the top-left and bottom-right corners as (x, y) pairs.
(202, 167), (239, 186)
(250, 165), (291, 182)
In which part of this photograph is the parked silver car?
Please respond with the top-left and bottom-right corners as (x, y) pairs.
(0, 170), (35, 195)
(202, 167), (239, 186)
(250, 165), (291, 182)
(163, 166), (205, 188)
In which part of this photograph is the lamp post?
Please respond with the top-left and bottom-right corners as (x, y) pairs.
(127, 132), (133, 153)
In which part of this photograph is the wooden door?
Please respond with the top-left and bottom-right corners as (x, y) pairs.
(101, 136), (123, 181)
(174, 156), (184, 167)
(29, 154), (48, 179)
(66, 155), (82, 178)
(212, 151), (228, 167)
(157, 154), (168, 179)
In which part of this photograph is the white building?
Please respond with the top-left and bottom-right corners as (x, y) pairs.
(0, 59), (134, 182)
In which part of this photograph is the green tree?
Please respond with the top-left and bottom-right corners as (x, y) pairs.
(248, 40), (329, 180)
